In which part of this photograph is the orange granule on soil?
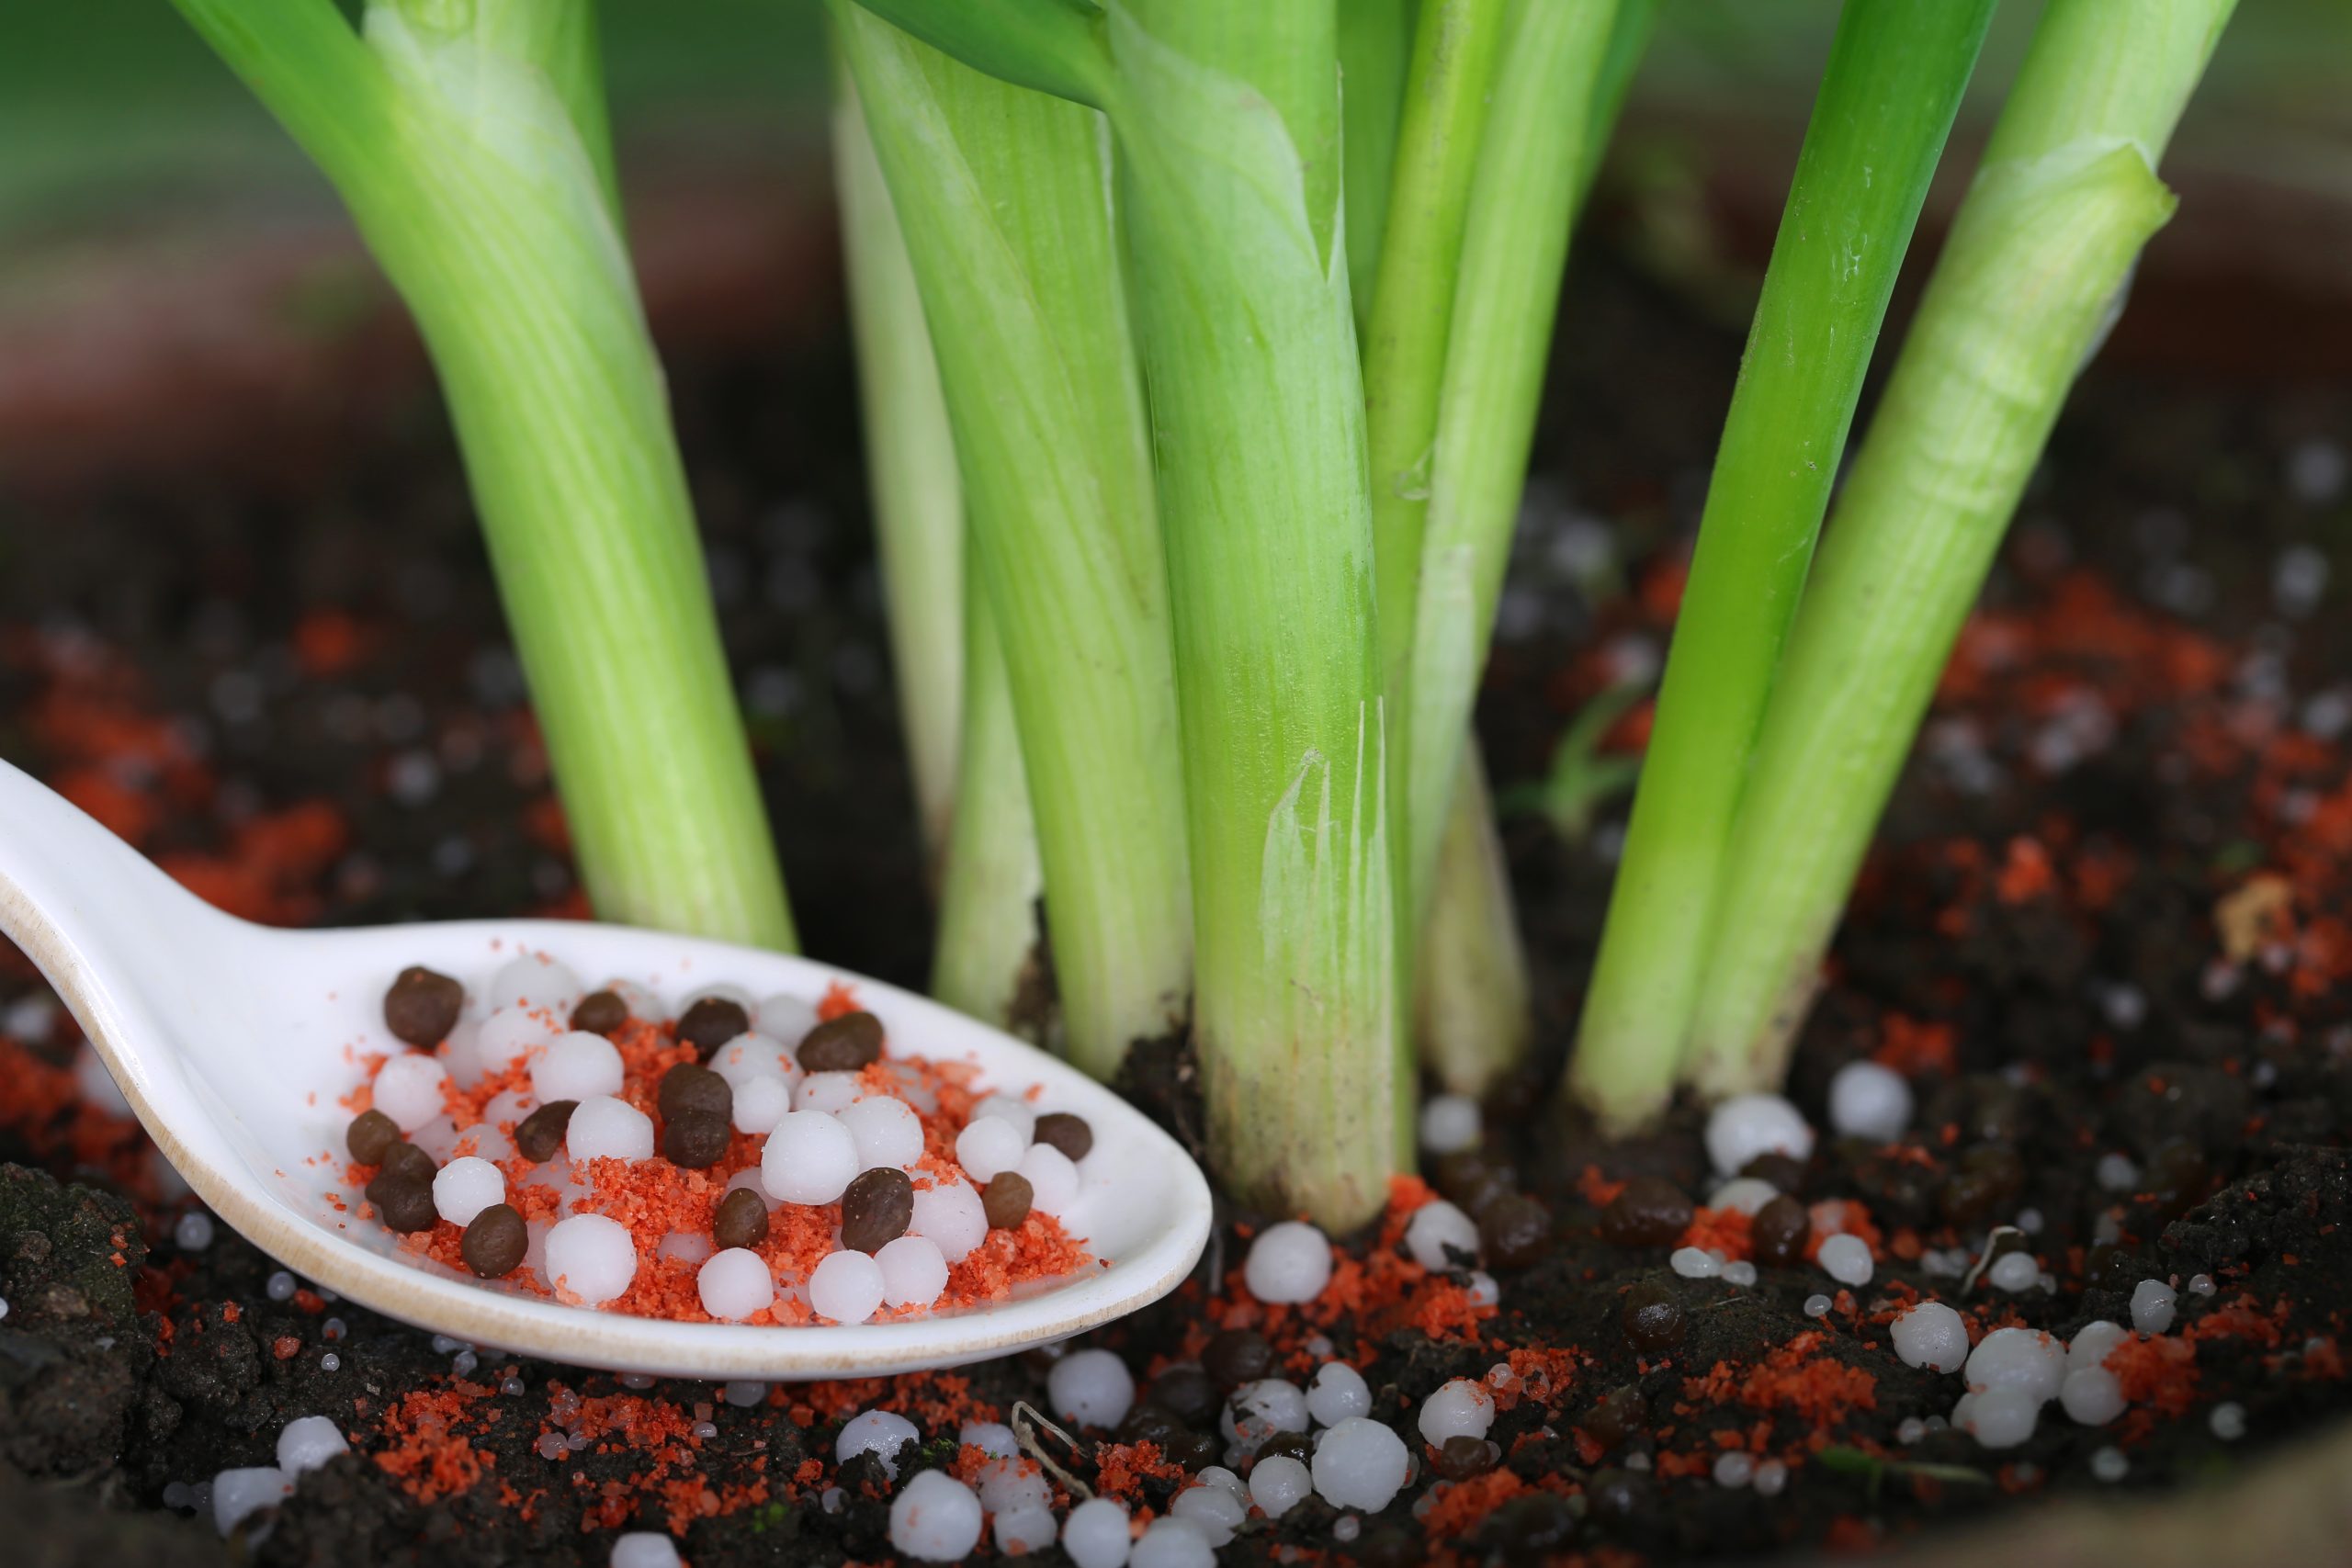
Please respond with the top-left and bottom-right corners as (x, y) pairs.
(1804, 1200), (1884, 1262)
(1871, 1014), (1957, 1077)
(372, 1385), (497, 1503)
(0, 1032), (163, 1202)
(1576, 1165), (1628, 1208)
(1995, 837), (2057, 904)
(1491, 1346), (1580, 1411)
(1418, 1468), (1531, 1537)
(2105, 1333), (2197, 1417)
(1684, 1331), (1876, 1427)
(1093, 1440), (1189, 1503)
(1676, 1206), (1752, 1260)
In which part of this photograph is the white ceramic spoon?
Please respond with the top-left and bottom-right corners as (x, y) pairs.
(0, 760), (1211, 1380)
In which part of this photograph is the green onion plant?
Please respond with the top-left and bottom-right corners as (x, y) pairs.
(1683, 0), (2239, 1097)
(831, 7), (1193, 1082)
(1567, 0), (1998, 1129)
(171, 0), (797, 951)
(175, 0), (2241, 1224)
(831, 79), (971, 883)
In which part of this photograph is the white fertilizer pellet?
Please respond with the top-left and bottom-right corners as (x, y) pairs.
(969, 1093), (1038, 1140)
(1307, 1361), (1373, 1427)
(955, 1117), (1027, 1183)
(2060, 1366), (2126, 1426)
(211, 1466), (293, 1536)
(695, 1248), (775, 1322)
(490, 953), (582, 1013)
(796, 1072), (865, 1114)
(809, 1249), (887, 1325)
(761, 1111), (859, 1204)
(2070, 1320), (2130, 1372)
(1170, 1482), (1246, 1546)
(1017, 1143), (1081, 1217)
(839, 1094), (924, 1170)
(1250, 1453), (1312, 1517)
(1245, 1221), (1333, 1303)
(836, 1409), (920, 1480)
(371, 1052), (449, 1133)
(543, 1213), (637, 1305)
(610, 1533), (680, 1568)
(876, 1235), (950, 1309)
(1704, 1093), (1815, 1177)
(1311, 1417), (1410, 1512)
(431, 1156), (505, 1226)
(1222, 1379), (1310, 1447)
(565, 1096), (654, 1163)
(1890, 1301), (1971, 1372)
(2131, 1278), (2178, 1334)
(1417, 1378), (1496, 1445)
(1419, 1094), (1482, 1154)
(1050, 1348), (1137, 1430)
(1817, 1233), (1873, 1286)
(1404, 1201), (1481, 1272)
(275, 1415), (349, 1474)
(1955, 1386), (2040, 1449)
(729, 1074), (792, 1135)
(530, 1031), (624, 1103)
(1826, 1060), (1913, 1142)
(888, 1471), (983, 1562)
(1062, 1497), (1135, 1568)
(1671, 1247), (1723, 1279)
(908, 1179), (989, 1263)
(1986, 1251), (2042, 1293)
(1966, 1327), (2066, 1403)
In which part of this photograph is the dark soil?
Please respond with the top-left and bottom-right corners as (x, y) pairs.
(3, 205), (2350, 1567)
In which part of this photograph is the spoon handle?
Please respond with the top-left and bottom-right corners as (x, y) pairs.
(0, 758), (242, 1074)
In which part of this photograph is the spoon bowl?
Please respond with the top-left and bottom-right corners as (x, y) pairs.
(0, 760), (1212, 1379)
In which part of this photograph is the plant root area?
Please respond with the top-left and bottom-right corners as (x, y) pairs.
(3, 250), (2349, 1565)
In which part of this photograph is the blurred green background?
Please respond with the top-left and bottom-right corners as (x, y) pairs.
(4, 0), (2346, 244)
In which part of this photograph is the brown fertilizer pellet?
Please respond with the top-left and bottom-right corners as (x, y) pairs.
(382, 964), (464, 1047)
(460, 1203), (527, 1278)
(569, 988), (629, 1037)
(661, 1109), (730, 1169)
(345, 1108), (401, 1166)
(1032, 1111), (1092, 1162)
(797, 1010), (882, 1074)
(711, 1186), (771, 1251)
(838, 1167), (913, 1254)
(982, 1170), (1034, 1231)
(369, 1175), (437, 1234)
(514, 1100), (577, 1164)
(657, 1062), (731, 1122)
(676, 997), (751, 1060)
(378, 1141), (436, 1184)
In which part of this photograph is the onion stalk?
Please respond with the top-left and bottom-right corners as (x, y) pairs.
(1566, 0), (1996, 1131)
(170, 0), (797, 950)
(1684, 0), (2238, 1096)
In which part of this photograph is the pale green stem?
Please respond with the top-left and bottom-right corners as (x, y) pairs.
(1415, 749), (1532, 1099)
(1364, 0), (1511, 944)
(1110, 0), (1400, 1227)
(1568, 0), (1995, 1130)
(172, 0), (796, 949)
(1339, 0), (1415, 337)
(1407, 0), (1621, 923)
(1684, 0), (2234, 1096)
(832, 80), (969, 879)
(931, 569), (1048, 1032)
(833, 6), (1193, 1079)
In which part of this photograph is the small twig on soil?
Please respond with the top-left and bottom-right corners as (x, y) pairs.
(1011, 1399), (1094, 1501)
(1962, 1224), (2024, 1294)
